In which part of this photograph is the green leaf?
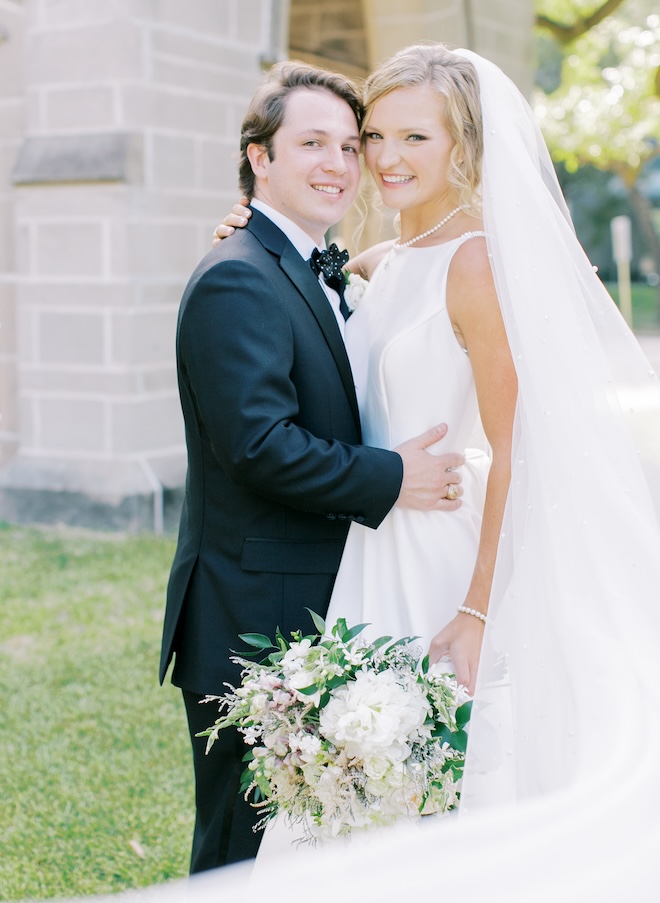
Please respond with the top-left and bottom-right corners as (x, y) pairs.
(332, 617), (348, 638)
(456, 700), (472, 728)
(450, 728), (469, 753)
(341, 622), (371, 642)
(433, 723), (455, 745)
(296, 684), (320, 697)
(306, 608), (327, 635)
(389, 635), (419, 649)
(238, 632), (275, 650)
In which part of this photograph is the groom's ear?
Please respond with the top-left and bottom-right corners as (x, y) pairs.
(246, 143), (271, 181)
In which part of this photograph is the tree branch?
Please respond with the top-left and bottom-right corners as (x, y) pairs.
(536, 0), (627, 44)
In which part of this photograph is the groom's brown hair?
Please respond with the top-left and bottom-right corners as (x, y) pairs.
(239, 62), (363, 199)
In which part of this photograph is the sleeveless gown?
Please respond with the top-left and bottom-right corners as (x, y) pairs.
(254, 233), (490, 863)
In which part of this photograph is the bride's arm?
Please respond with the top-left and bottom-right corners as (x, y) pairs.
(211, 198), (393, 278)
(428, 236), (517, 695)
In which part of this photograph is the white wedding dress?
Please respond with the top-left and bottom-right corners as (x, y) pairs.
(327, 234), (490, 652)
(254, 233), (490, 864)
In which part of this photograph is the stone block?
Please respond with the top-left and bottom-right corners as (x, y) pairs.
(40, 0), (116, 28)
(40, 397), (108, 453)
(38, 311), (106, 366)
(0, 97), (26, 139)
(14, 223), (33, 276)
(21, 367), (138, 396)
(147, 0), (231, 36)
(148, 55), (260, 105)
(138, 282), (185, 309)
(125, 222), (200, 279)
(0, 357), (18, 436)
(35, 221), (104, 277)
(125, 189), (222, 222)
(139, 365), (178, 395)
(121, 84), (227, 134)
(0, 198), (16, 271)
(150, 133), (198, 190)
(200, 139), (241, 194)
(110, 394), (183, 454)
(17, 281), (136, 311)
(110, 308), (178, 366)
(0, 287), (16, 356)
(18, 395), (37, 448)
(44, 85), (117, 131)
(0, 3), (26, 99)
(151, 30), (259, 74)
(12, 133), (143, 185)
(26, 21), (143, 85)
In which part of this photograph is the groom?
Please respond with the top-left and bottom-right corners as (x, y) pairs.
(160, 62), (463, 873)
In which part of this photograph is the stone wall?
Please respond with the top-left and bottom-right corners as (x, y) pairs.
(0, 0), (270, 530)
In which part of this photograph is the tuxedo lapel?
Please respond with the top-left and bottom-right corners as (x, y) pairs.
(247, 209), (361, 433)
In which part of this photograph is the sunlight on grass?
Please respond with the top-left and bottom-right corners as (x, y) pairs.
(0, 525), (193, 900)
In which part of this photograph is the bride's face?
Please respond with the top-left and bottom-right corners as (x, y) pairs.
(363, 83), (457, 217)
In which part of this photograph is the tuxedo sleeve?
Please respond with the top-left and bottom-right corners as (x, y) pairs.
(177, 257), (402, 529)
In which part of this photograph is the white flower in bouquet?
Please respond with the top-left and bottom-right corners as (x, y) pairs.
(319, 668), (429, 761)
(199, 613), (471, 843)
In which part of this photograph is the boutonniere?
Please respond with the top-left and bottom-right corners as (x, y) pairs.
(343, 271), (369, 312)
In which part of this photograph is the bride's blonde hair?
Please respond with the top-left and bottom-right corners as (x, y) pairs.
(362, 43), (483, 213)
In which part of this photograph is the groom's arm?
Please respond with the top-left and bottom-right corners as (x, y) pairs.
(179, 255), (402, 528)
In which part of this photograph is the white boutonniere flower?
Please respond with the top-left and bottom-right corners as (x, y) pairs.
(343, 272), (368, 312)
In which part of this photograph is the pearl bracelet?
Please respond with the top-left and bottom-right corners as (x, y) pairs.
(457, 606), (487, 624)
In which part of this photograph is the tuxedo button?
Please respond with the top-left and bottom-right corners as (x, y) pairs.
(326, 513), (337, 520)
(354, 515), (366, 524)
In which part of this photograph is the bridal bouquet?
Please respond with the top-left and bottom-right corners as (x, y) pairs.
(199, 612), (471, 842)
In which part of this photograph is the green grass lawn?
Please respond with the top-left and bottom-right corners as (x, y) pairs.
(0, 524), (194, 900)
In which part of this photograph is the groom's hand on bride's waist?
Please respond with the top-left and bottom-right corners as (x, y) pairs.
(394, 424), (464, 511)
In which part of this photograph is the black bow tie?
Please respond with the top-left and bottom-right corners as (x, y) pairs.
(309, 244), (349, 293)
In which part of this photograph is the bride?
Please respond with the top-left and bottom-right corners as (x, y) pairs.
(216, 42), (660, 878)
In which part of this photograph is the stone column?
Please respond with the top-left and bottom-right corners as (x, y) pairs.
(0, 0), (270, 530)
(0, 1), (25, 471)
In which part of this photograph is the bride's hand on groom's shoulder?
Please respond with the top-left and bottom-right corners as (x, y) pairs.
(212, 197), (251, 245)
(428, 613), (484, 696)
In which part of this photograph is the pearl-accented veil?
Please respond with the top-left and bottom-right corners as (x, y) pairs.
(454, 48), (660, 812)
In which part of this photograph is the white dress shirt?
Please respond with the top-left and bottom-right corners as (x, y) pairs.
(250, 199), (346, 339)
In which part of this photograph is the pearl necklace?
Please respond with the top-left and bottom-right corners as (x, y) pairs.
(393, 205), (466, 251)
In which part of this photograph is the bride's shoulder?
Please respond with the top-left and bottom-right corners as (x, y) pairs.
(447, 233), (495, 308)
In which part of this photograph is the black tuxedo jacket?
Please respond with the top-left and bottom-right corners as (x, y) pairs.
(160, 208), (402, 695)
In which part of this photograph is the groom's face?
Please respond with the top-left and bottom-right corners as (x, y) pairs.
(249, 87), (361, 244)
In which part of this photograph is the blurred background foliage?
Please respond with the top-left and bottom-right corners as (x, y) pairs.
(533, 0), (660, 319)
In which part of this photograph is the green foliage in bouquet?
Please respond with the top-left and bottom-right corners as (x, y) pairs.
(199, 612), (472, 842)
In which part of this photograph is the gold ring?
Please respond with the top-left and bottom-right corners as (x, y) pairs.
(446, 483), (460, 501)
